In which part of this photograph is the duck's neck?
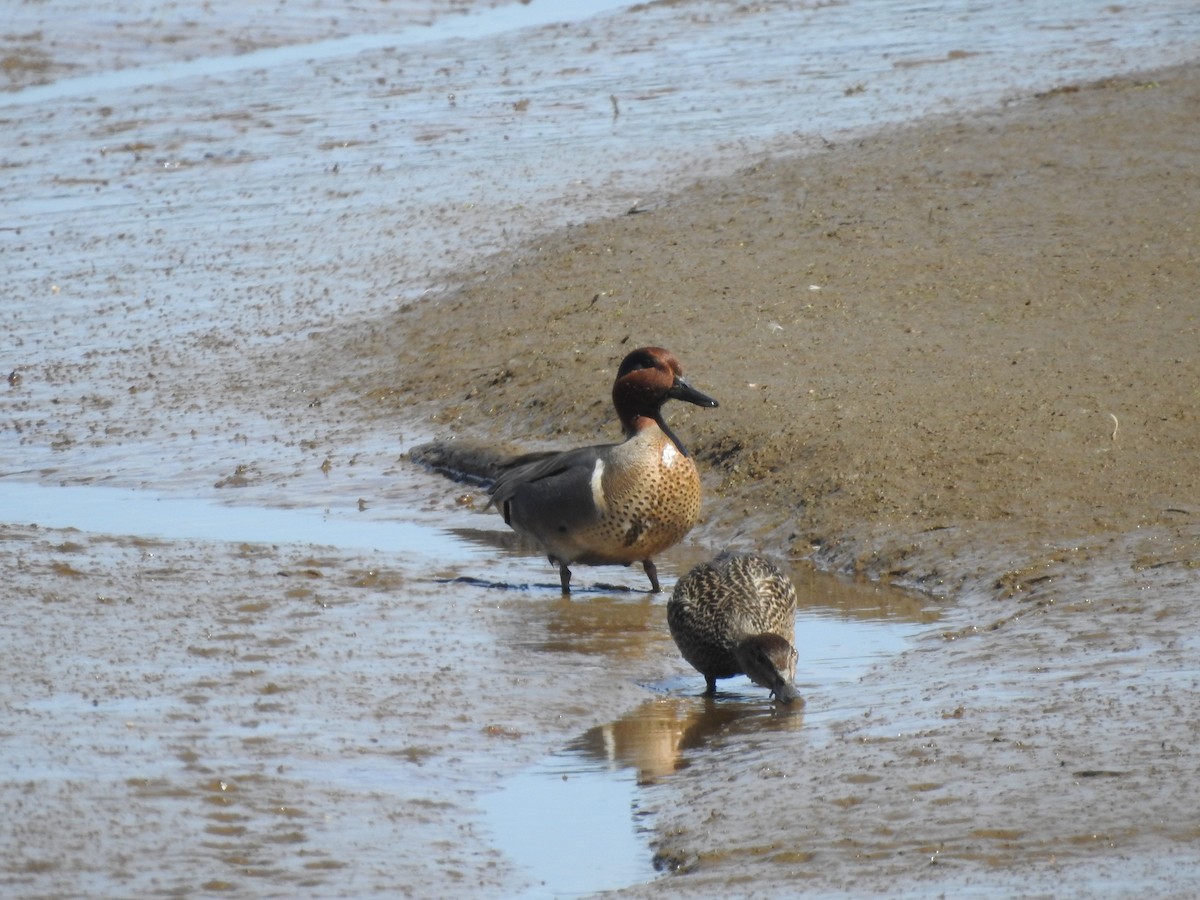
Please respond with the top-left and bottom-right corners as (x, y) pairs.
(623, 412), (691, 457)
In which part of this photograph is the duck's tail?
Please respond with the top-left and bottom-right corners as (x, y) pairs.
(408, 440), (518, 488)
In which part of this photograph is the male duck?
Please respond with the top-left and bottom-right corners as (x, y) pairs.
(667, 552), (801, 703)
(489, 346), (718, 594)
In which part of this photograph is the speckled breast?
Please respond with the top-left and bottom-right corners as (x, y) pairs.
(577, 429), (701, 564)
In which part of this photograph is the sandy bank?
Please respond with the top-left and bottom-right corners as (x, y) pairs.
(323, 64), (1200, 893)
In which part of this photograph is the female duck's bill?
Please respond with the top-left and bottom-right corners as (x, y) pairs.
(488, 347), (717, 594)
(667, 552), (802, 704)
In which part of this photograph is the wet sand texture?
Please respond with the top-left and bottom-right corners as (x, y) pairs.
(4, 9), (1200, 891)
(338, 67), (1200, 893)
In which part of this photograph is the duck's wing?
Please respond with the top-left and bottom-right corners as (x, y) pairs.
(488, 443), (618, 529)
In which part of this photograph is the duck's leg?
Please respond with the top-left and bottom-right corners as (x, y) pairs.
(641, 559), (661, 593)
(704, 674), (718, 696)
(558, 563), (572, 595)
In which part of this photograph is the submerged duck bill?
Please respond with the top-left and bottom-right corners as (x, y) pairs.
(669, 377), (719, 408)
(772, 682), (803, 705)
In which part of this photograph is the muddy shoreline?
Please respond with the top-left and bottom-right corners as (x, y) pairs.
(5, 28), (1199, 894)
(343, 67), (1199, 596)
(308, 65), (1200, 892)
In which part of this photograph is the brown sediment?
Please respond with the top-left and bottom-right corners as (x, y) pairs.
(313, 65), (1200, 893)
(5, 25), (1199, 891)
(339, 67), (1198, 597)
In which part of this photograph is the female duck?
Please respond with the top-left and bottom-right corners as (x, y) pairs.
(489, 346), (718, 594)
(668, 552), (801, 703)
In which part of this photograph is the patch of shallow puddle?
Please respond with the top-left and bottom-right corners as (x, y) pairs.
(2, 474), (939, 897)
(0, 477), (478, 562)
(483, 567), (938, 895)
(483, 751), (655, 897)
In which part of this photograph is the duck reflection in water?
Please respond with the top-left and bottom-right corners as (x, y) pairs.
(569, 694), (804, 784)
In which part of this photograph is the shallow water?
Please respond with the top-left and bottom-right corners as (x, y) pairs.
(484, 578), (932, 895)
(2, 473), (935, 896)
(4, 0), (1199, 895)
(0, 478), (473, 559)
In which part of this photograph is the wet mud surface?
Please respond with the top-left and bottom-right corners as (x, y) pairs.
(4, 2), (1200, 896)
(0, 515), (674, 894)
(313, 68), (1200, 894)
(3, 500), (932, 896)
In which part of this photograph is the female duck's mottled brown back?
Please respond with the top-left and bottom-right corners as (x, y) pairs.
(667, 552), (801, 703)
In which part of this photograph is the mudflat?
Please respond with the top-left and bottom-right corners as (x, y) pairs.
(6, 44), (1198, 894)
(323, 65), (1200, 893)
